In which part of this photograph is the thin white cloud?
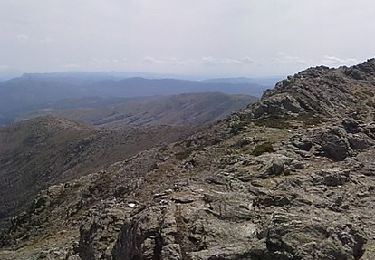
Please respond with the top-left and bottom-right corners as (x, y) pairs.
(16, 34), (29, 41)
(143, 56), (165, 64)
(201, 56), (216, 64)
(273, 53), (308, 65)
(40, 37), (55, 44)
(142, 56), (254, 65)
(241, 57), (255, 64)
(321, 55), (359, 67)
(63, 63), (81, 69)
(91, 58), (127, 65)
(143, 56), (255, 66)
(201, 56), (254, 65)
(0, 65), (10, 70)
(142, 57), (189, 65)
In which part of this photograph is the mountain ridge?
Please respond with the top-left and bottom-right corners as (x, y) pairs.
(249, 58), (375, 120)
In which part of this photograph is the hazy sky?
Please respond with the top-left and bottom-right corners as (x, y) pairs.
(0, 0), (374, 77)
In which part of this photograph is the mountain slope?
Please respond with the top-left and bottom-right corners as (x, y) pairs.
(1, 59), (375, 259)
(21, 92), (257, 127)
(0, 116), (193, 232)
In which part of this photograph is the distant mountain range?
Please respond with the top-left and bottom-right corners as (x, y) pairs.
(0, 72), (274, 126)
(14, 72), (282, 84)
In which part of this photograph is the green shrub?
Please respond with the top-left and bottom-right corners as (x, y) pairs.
(254, 115), (293, 129)
(251, 141), (275, 156)
(175, 150), (191, 160)
(230, 121), (248, 134)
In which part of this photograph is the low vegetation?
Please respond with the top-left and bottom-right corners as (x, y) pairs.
(254, 115), (293, 129)
(297, 113), (324, 127)
(251, 141), (275, 156)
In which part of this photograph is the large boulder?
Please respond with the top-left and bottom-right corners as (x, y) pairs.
(314, 127), (352, 161)
(256, 154), (294, 177)
(252, 93), (303, 118)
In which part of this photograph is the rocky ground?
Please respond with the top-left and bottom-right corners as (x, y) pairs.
(0, 117), (194, 233)
(1, 59), (375, 259)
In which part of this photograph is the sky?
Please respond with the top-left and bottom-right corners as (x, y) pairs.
(0, 0), (375, 77)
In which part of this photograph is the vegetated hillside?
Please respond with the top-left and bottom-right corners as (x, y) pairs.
(1, 59), (375, 259)
(0, 116), (193, 233)
(0, 73), (270, 126)
(21, 92), (257, 127)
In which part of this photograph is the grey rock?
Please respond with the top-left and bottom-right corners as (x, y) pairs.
(342, 118), (362, 134)
(314, 127), (352, 161)
(254, 193), (292, 207)
(348, 133), (373, 150)
(313, 168), (350, 187)
(258, 154), (294, 177)
(252, 93), (303, 118)
(364, 123), (375, 139)
(291, 136), (313, 151)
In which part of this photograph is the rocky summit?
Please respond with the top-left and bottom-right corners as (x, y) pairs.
(1, 59), (375, 259)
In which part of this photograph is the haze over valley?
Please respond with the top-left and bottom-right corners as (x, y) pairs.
(0, 72), (273, 127)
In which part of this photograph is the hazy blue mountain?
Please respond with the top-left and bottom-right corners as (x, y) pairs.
(0, 71), (23, 82)
(0, 73), (270, 126)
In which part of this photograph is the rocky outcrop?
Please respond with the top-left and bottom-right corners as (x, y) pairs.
(250, 59), (375, 121)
